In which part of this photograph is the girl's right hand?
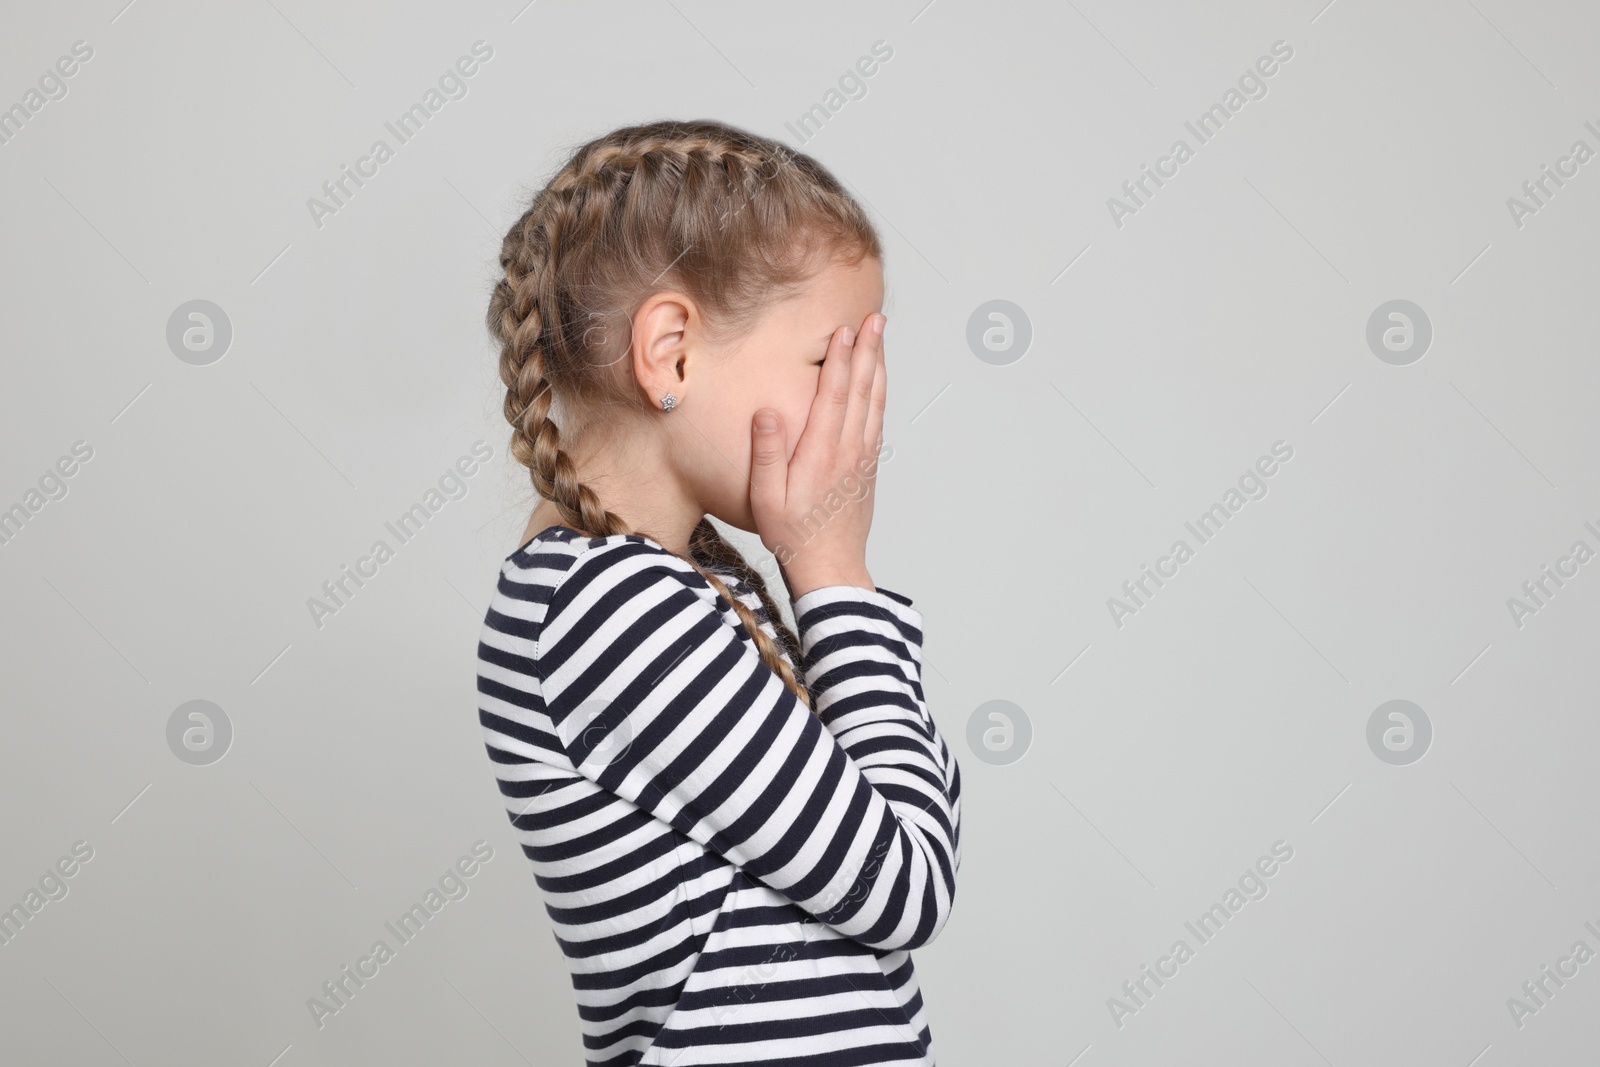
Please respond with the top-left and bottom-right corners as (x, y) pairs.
(748, 311), (887, 599)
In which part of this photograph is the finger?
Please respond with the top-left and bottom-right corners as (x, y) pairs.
(802, 324), (855, 453)
(865, 327), (887, 454)
(842, 313), (883, 448)
(748, 409), (788, 524)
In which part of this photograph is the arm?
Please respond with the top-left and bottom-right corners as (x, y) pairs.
(793, 581), (963, 911)
(536, 539), (961, 952)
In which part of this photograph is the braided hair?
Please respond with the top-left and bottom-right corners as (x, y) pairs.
(486, 119), (882, 711)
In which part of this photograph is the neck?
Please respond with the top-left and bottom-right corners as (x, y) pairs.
(524, 427), (701, 558)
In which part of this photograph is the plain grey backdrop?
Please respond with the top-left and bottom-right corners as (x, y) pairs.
(3, 0), (1598, 1063)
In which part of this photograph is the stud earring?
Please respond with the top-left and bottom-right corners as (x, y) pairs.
(660, 393), (678, 412)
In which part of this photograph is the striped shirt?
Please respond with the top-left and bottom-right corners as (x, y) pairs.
(476, 524), (962, 1066)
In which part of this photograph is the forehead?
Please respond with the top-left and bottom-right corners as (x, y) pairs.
(794, 254), (883, 318)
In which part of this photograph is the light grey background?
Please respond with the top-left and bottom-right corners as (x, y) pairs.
(2, 0), (1597, 1064)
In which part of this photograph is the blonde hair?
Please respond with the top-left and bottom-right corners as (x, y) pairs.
(487, 118), (883, 711)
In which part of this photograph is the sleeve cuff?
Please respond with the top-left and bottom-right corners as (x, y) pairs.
(792, 583), (923, 640)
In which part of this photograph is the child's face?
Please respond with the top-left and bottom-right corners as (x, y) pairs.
(681, 253), (885, 536)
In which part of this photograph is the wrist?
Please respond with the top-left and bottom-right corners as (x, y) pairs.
(784, 565), (875, 600)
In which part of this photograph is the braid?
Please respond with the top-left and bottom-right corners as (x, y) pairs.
(689, 518), (811, 708)
(488, 119), (879, 715)
(490, 175), (629, 537)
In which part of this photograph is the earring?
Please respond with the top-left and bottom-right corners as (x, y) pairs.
(660, 393), (678, 412)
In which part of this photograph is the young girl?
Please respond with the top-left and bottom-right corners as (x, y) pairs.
(475, 119), (962, 1066)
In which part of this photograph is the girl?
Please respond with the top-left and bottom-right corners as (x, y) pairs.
(475, 119), (962, 1066)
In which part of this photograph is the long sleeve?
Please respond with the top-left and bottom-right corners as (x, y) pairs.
(791, 582), (963, 925)
(535, 538), (961, 953)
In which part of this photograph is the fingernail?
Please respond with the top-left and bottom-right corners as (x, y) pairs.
(842, 327), (856, 347)
(875, 313), (887, 333)
(755, 411), (777, 432)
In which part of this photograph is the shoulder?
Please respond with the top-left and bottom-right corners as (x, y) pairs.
(504, 526), (688, 586)
(562, 534), (704, 602)
(506, 527), (789, 663)
(528, 532), (728, 657)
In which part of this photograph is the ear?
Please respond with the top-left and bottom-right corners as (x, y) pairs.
(630, 291), (696, 409)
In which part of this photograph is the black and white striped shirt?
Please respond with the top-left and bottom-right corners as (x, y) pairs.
(476, 524), (962, 1066)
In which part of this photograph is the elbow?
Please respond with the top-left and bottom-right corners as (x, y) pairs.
(911, 875), (959, 949)
(888, 905), (953, 952)
(885, 825), (961, 951)
(828, 817), (960, 952)
(880, 902), (955, 952)
(860, 866), (958, 952)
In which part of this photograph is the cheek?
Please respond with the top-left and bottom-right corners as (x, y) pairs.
(726, 365), (818, 463)
(736, 407), (807, 465)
